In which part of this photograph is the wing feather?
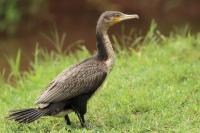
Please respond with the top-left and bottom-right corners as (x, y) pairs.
(35, 64), (107, 105)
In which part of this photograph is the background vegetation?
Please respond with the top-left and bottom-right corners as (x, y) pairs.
(0, 0), (199, 34)
(0, 24), (200, 132)
(0, 0), (199, 76)
(0, 0), (47, 34)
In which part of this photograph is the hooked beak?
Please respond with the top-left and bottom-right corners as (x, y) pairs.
(111, 13), (139, 25)
(121, 14), (139, 21)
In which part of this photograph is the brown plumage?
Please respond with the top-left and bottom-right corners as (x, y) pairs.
(7, 11), (139, 127)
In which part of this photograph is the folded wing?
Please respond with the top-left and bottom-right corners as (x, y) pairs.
(35, 64), (107, 106)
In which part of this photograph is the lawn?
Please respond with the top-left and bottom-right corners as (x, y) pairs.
(0, 28), (200, 132)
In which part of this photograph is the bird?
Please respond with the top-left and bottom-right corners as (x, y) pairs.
(7, 11), (139, 127)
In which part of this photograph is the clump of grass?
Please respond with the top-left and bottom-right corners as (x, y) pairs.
(42, 28), (66, 54)
(5, 49), (21, 81)
(112, 20), (167, 56)
(42, 27), (85, 56)
(112, 26), (142, 52)
(0, 23), (200, 132)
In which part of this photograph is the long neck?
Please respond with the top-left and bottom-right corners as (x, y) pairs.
(96, 27), (115, 61)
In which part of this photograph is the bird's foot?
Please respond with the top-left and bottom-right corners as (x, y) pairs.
(81, 122), (86, 128)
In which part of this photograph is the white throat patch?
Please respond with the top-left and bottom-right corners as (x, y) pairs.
(105, 58), (115, 72)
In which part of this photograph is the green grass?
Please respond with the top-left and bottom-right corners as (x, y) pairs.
(0, 29), (200, 132)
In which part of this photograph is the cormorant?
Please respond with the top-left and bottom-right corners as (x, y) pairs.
(7, 11), (139, 127)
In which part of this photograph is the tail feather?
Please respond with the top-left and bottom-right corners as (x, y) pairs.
(7, 108), (45, 123)
(9, 109), (34, 118)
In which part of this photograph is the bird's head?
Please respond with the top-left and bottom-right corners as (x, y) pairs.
(97, 11), (139, 32)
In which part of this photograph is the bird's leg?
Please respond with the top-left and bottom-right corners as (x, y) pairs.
(80, 114), (85, 127)
(64, 115), (71, 125)
(76, 111), (86, 127)
(72, 95), (89, 127)
(80, 114), (85, 124)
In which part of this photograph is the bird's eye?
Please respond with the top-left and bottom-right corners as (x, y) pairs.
(115, 14), (120, 17)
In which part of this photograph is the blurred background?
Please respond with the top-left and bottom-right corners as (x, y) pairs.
(0, 0), (200, 76)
